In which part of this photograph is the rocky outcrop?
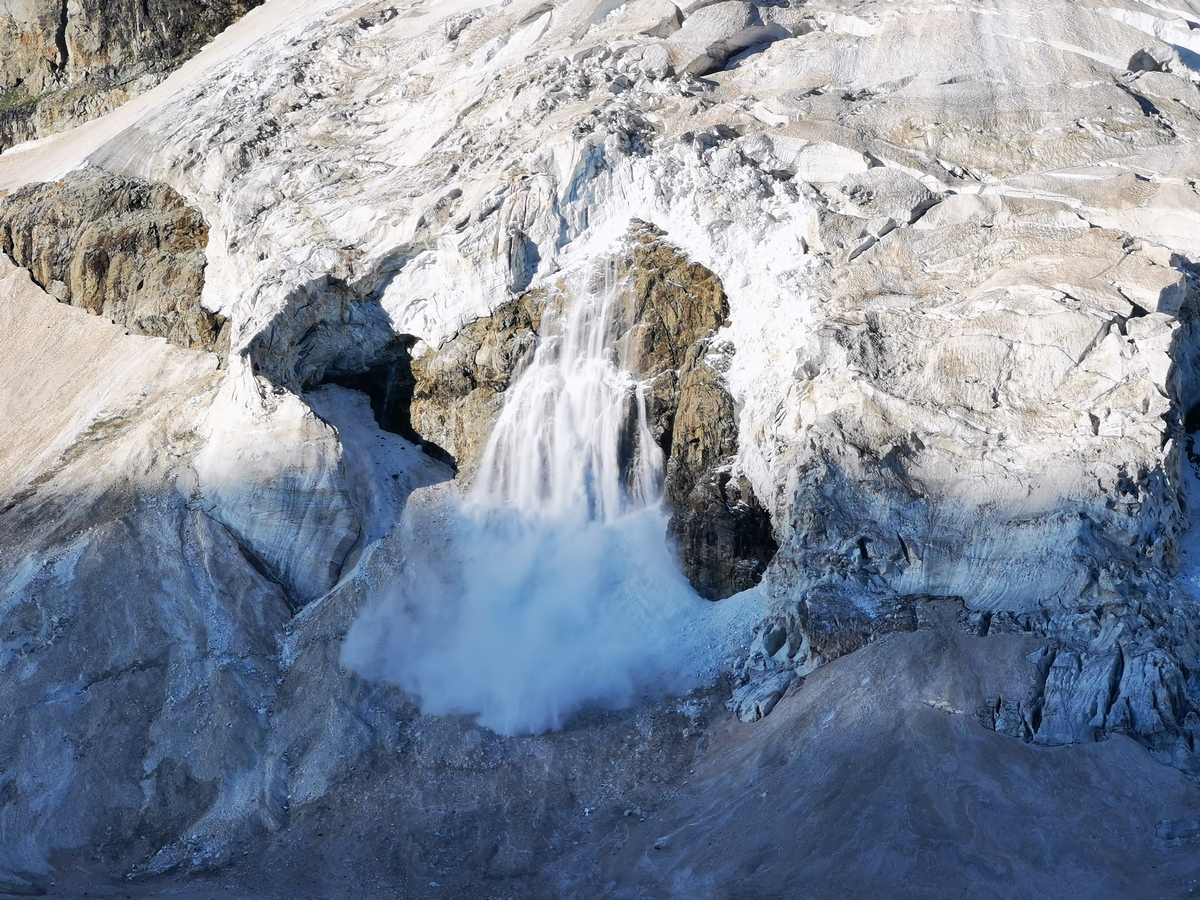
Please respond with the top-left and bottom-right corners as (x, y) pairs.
(0, 0), (262, 150)
(0, 167), (227, 354)
(617, 224), (777, 599)
(0, 74), (162, 151)
(614, 224), (729, 381)
(409, 289), (544, 475)
(408, 225), (776, 597)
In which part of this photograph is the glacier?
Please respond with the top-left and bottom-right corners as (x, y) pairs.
(3, 0), (1200, 894)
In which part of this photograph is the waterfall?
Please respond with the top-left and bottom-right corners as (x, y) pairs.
(343, 262), (755, 735)
(472, 265), (662, 522)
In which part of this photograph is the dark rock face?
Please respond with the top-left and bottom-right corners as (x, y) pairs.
(408, 222), (776, 598)
(0, 0), (262, 150)
(0, 167), (228, 354)
(661, 344), (776, 600)
(618, 224), (777, 600)
(325, 335), (421, 441)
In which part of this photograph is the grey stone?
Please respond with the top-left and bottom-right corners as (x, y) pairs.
(729, 669), (796, 722)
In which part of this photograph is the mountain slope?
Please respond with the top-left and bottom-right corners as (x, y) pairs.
(3, 0), (1200, 894)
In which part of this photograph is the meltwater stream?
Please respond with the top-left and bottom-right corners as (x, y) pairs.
(344, 267), (754, 735)
(472, 267), (662, 522)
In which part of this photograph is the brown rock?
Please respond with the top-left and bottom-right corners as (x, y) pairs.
(0, 167), (228, 355)
(0, 0), (261, 150)
(409, 289), (543, 476)
(406, 222), (776, 597)
(664, 340), (738, 501)
(615, 221), (730, 381)
(619, 224), (775, 600)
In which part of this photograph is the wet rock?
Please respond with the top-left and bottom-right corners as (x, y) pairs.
(0, 167), (227, 354)
(619, 226), (777, 599)
(409, 289), (543, 476)
(667, 463), (777, 600)
(408, 224), (776, 596)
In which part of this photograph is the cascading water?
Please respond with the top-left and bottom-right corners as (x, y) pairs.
(472, 265), (662, 522)
(343, 262), (754, 735)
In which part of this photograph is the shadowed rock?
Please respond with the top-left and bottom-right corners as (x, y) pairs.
(617, 223), (777, 600)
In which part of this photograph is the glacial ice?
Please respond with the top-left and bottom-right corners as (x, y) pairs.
(5, 0), (1200, 885)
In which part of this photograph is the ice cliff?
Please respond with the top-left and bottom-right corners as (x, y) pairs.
(4, 0), (1200, 895)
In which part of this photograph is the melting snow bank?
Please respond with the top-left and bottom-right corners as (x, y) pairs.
(343, 489), (759, 735)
